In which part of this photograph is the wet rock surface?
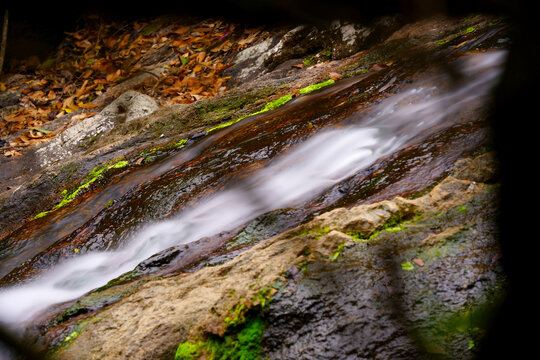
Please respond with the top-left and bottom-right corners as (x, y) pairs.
(0, 13), (511, 360)
(262, 187), (503, 360)
(33, 153), (504, 360)
(0, 13), (508, 241)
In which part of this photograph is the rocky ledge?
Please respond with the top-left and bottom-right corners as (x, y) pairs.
(39, 152), (504, 360)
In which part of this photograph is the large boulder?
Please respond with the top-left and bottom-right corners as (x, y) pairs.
(35, 91), (159, 168)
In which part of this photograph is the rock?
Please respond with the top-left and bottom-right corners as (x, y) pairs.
(224, 36), (283, 84)
(262, 186), (503, 360)
(35, 91), (159, 168)
(100, 90), (159, 123)
(0, 90), (21, 108)
(453, 152), (498, 183)
(225, 16), (401, 85)
(45, 153), (503, 360)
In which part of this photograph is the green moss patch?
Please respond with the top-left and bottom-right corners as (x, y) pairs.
(207, 79), (335, 133)
(175, 317), (265, 360)
(34, 159), (129, 219)
(298, 226), (331, 239)
(298, 79), (335, 94)
(137, 138), (188, 164)
(206, 94), (293, 133)
(175, 284), (275, 360)
(346, 212), (421, 243)
(330, 242), (345, 261)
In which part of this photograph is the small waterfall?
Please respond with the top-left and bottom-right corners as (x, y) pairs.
(0, 50), (506, 328)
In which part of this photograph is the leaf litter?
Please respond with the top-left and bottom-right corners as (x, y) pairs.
(0, 15), (271, 155)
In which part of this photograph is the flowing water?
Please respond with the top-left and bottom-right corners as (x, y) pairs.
(0, 50), (506, 331)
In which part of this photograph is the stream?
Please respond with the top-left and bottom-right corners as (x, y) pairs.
(0, 50), (505, 332)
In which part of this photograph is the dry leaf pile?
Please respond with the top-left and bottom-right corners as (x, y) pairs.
(1, 15), (269, 157)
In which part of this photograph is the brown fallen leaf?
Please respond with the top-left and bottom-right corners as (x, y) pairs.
(329, 72), (343, 81)
(75, 80), (89, 98)
(62, 96), (78, 111)
(71, 112), (98, 121)
(196, 51), (207, 63)
(78, 103), (101, 109)
(4, 150), (22, 157)
(106, 69), (123, 83)
(413, 258), (424, 267)
(82, 69), (94, 78)
(28, 90), (47, 101)
(28, 129), (45, 138)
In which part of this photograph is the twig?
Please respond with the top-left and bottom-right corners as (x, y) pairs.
(0, 9), (8, 76)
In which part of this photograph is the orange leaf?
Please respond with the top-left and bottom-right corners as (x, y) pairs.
(211, 40), (232, 52)
(329, 72), (343, 80)
(75, 39), (92, 49)
(106, 70), (122, 83)
(75, 80), (89, 98)
(174, 26), (190, 35)
(4, 150), (22, 157)
(15, 135), (31, 145)
(78, 103), (101, 109)
(196, 51), (207, 63)
(82, 69), (94, 78)
(4, 113), (27, 122)
(103, 37), (117, 49)
(116, 34), (130, 49)
(28, 129), (44, 138)
(71, 112), (98, 121)
(413, 258), (425, 267)
(237, 31), (261, 46)
(29, 90), (47, 101)
(62, 96), (78, 110)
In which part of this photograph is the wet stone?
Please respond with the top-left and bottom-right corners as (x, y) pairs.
(261, 188), (505, 360)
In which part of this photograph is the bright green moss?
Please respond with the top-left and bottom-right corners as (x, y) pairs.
(139, 138), (188, 157)
(175, 317), (265, 360)
(298, 79), (335, 94)
(207, 95), (292, 133)
(175, 341), (202, 360)
(330, 242), (344, 261)
(207, 118), (243, 132)
(401, 261), (414, 271)
(303, 55), (316, 66)
(34, 159), (129, 219)
(250, 287), (273, 309)
(260, 94), (293, 111)
(298, 226), (331, 239)
(462, 26), (478, 35)
(63, 331), (79, 343)
(207, 79), (335, 133)
(346, 213), (411, 242)
(224, 302), (247, 328)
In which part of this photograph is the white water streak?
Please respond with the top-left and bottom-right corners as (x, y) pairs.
(0, 51), (506, 328)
